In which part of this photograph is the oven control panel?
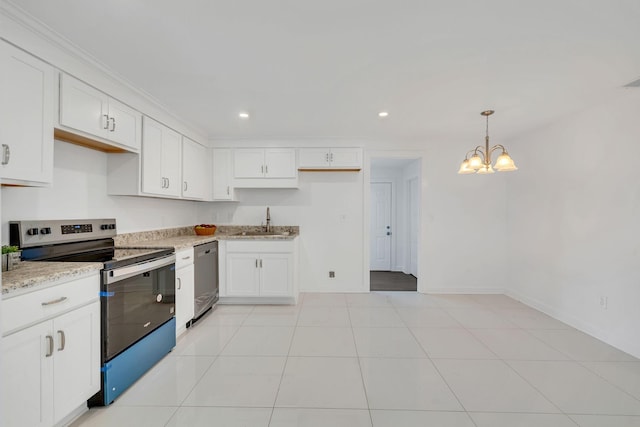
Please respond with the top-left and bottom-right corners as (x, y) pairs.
(10, 219), (117, 248)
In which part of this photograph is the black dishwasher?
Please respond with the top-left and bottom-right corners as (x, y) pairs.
(193, 241), (219, 319)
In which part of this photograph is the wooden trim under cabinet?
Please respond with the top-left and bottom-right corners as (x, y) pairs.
(54, 128), (128, 153)
(297, 168), (361, 172)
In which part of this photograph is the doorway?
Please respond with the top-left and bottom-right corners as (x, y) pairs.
(369, 157), (420, 292)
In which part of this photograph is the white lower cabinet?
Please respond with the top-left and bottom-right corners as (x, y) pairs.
(221, 239), (298, 303)
(1, 275), (100, 427)
(175, 248), (195, 337)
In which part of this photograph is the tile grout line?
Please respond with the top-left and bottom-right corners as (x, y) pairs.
(267, 299), (302, 426)
(347, 294), (376, 427)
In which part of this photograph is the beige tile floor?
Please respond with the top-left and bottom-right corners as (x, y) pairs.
(71, 293), (640, 427)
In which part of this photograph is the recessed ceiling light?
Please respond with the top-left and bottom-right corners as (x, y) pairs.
(378, 111), (389, 118)
(238, 112), (250, 119)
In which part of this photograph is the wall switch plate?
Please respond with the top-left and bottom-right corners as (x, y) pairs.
(329, 271), (335, 278)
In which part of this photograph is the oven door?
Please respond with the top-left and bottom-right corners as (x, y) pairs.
(102, 254), (176, 361)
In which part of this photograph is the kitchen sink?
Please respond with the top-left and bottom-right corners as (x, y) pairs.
(231, 231), (290, 237)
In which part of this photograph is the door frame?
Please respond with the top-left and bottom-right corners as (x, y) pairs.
(363, 151), (424, 293)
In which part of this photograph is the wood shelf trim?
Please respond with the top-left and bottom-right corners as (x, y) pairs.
(54, 128), (129, 153)
(298, 168), (361, 172)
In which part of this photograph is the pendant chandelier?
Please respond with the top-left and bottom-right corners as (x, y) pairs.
(458, 110), (517, 174)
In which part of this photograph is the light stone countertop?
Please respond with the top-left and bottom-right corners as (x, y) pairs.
(118, 225), (299, 250)
(1, 225), (299, 297)
(2, 261), (103, 297)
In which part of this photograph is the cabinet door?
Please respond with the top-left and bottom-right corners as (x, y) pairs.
(59, 73), (108, 139)
(1, 321), (53, 427)
(212, 148), (233, 200)
(298, 148), (330, 168)
(176, 264), (195, 330)
(141, 116), (165, 195)
(259, 253), (292, 297)
(233, 148), (265, 178)
(182, 138), (207, 200)
(0, 42), (54, 184)
(329, 148), (362, 168)
(162, 128), (183, 197)
(226, 253), (261, 296)
(107, 98), (142, 152)
(265, 149), (297, 178)
(52, 302), (100, 424)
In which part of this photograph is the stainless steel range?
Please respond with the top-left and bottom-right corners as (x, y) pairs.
(9, 219), (177, 406)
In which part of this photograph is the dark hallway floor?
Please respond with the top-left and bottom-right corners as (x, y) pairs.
(370, 271), (417, 291)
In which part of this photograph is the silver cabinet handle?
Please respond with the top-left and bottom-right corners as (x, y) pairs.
(166, 178), (170, 188)
(265, 165), (268, 174)
(325, 153), (329, 162)
(261, 165), (264, 174)
(260, 259), (263, 268)
(255, 259), (258, 268)
(183, 181), (188, 191)
(111, 117), (116, 132)
(45, 335), (54, 357)
(182, 256), (191, 260)
(103, 114), (110, 129)
(41, 296), (68, 306)
(1, 144), (9, 165)
(57, 330), (66, 351)
(227, 186), (230, 195)
(177, 277), (182, 290)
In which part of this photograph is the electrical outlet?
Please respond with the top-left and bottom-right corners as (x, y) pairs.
(329, 271), (335, 278)
(599, 296), (608, 310)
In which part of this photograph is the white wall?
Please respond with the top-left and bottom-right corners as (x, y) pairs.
(199, 171), (364, 293)
(1, 141), (203, 241)
(506, 89), (640, 358)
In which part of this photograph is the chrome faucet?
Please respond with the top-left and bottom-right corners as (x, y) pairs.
(265, 207), (271, 232)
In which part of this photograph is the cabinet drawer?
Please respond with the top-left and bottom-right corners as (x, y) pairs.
(2, 274), (100, 335)
(226, 240), (295, 253)
(175, 248), (194, 269)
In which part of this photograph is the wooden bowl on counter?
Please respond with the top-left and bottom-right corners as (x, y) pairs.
(194, 225), (217, 235)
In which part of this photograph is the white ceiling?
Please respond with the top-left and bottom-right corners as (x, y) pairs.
(11, 0), (640, 143)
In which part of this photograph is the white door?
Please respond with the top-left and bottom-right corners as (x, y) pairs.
(176, 264), (195, 330)
(329, 148), (362, 168)
(259, 253), (291, 296)
(107, 98), (142, 151)
(226, 253), (261, 296)
(182, 138), (207, 200)
(298, 148), (330, 168)
(408, 178), (419, 276)
(233, 149), (265, 178)
(52, 302), (100, 424)
(212, 148), (233, 200)
(141, 117), (164, 195)
(0, 42), (54, 184)
(59, 73), (108, 139)
(264, 148), (297, 178)
(370, 182), (392, 271)
(161, 127), (182, 197)
(1, 321), (53, 427)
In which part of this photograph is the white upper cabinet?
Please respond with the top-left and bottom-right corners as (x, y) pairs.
(181, 137), (208, 200)
(141, 116), (182, 197)
(233, 148), (297, 188)
(59, 74), (141, 152)
(298, 147), (362, 169)
(212, 148), (235, 201)
(0, 41), (54, 186)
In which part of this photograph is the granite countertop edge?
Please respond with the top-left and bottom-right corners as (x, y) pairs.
(2, 262), (103, 298)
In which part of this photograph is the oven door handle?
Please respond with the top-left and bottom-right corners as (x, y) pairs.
(104, 254), (176, 284)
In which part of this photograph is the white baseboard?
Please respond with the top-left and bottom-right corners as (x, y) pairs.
(506, 289), (640, 359)
(422, 287), (506, 295)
